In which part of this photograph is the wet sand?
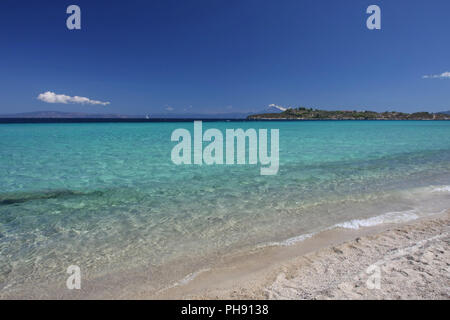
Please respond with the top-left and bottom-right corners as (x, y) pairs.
(153, 211), (450, 300)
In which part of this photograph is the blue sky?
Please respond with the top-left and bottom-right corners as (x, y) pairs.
(0, 0), (449, 115)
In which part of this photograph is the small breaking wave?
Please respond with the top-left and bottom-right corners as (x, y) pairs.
(333, 210), (420, 230)
(265, 232), (316, 247)
(431, 185), (450, 193)
(260, 210), (422, 248)
(162, 268), (211, 291)
(262, 206), (449, 248)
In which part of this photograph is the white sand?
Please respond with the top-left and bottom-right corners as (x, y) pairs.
(159, 212), (450, 300)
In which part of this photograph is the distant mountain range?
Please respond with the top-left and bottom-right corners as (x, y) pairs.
(0, 111), (136, 119)
(0, 106), (284, 119)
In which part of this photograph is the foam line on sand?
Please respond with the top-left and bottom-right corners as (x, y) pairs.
(155, 211), (450, 300)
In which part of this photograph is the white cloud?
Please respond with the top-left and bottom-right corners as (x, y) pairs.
(422, 71), (450, 79)
(268, 104), (287, 111)
(165, 105), (174, 111)
(37, 91), (110, 106)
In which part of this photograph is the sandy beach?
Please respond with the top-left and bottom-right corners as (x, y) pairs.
(154, 211), (450, 300)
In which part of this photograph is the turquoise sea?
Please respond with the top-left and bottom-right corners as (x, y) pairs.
(1, 120), (450, 298)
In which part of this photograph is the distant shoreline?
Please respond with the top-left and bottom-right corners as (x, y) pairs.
(249, 108), (450, 121)
(1, 118), (450, 124)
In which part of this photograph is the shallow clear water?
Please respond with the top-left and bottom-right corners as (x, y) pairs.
(1, 120), (450, 297)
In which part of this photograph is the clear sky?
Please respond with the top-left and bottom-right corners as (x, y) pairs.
(0, 0), (449, 115)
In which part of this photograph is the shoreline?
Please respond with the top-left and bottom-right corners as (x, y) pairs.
(1, 185), (449, 300)
(2, 119), (450, 124)
(151, 211), (450, 300)
(1, 210), (448, 299)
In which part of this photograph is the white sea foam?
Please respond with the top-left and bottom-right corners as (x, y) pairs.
(260, 201), (450, 249)
(431, 185), (450, 193)
(261, 210), (421, 247)
(266, 232), (316, 247)
(333, 210), (420, 230)
(265, 210), (420, 247)
(171, 268), (211, 288)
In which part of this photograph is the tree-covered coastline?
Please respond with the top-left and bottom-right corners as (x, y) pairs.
(248, 108), (450, 120)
